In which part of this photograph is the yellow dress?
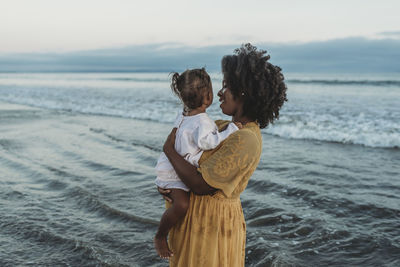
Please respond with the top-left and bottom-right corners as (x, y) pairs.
(168, 120), (262, 267)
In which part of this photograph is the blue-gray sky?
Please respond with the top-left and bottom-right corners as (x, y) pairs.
(1, 0), (400, 53)
(1, 38), (399, 73)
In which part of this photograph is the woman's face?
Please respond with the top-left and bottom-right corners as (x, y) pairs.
(217, 80), (242, 116)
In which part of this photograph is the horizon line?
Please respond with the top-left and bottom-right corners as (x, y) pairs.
(1, 35), (400, 55)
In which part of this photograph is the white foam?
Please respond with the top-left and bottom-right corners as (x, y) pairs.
(1, 72), (399, 149)
(266, 113), (400, 148)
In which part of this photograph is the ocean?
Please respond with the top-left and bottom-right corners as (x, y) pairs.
(0, 72), (399, 266)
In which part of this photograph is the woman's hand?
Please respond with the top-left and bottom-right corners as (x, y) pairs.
(157, 187), (173, 203)
(163, 128), (177, 154)
(234, 121), (243, 129)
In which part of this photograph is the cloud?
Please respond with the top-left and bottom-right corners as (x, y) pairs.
(378, 31), (400, 37)
(0, 37), (399, 73)
(266, 37), (400, 72)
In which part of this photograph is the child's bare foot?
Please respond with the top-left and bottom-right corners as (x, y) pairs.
(154, 235), (174, 259)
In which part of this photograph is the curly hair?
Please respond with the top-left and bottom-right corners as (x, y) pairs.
(221, 43), (287, 129)
(170, 68), (212, 111)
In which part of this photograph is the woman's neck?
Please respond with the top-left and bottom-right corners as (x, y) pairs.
(232, 114), (253, 125)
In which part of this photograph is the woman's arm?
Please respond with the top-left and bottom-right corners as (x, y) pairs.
(163, 128), (217, 195)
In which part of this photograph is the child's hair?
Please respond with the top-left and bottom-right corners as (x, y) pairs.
(170, 68), (212, 111)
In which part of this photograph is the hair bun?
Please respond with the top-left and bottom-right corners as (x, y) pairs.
(171, 72), (181, 96)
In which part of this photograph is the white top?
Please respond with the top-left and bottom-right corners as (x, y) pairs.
(155, 112), (239, 187)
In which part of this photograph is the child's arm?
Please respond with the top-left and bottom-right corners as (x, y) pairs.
(219, 121), (243, 131)
(195, 121), (240, 150)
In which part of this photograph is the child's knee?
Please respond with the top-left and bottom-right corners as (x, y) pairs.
(175, 199), (189, 215)
(170, 189), (190, 216)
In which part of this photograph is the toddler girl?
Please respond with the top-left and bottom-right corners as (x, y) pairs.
(154, 68), (241, 258)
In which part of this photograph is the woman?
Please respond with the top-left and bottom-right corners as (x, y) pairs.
(160, 43), (287, 266)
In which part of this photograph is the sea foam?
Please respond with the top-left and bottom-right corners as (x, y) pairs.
(0, 72), (399, 148)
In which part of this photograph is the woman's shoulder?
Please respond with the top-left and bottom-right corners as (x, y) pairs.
(220, 122), (262, 152)
(236, 127), (261, 149)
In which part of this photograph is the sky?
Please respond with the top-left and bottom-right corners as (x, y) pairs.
(1, 0), (400, 53)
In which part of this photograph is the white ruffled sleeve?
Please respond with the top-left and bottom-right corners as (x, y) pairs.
(194, 121), (239, 150)
(173, 113), (184, 128)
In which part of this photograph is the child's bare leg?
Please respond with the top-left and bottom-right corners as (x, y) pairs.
(154, 188), (190, 258)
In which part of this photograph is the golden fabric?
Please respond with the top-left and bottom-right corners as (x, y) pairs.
(168, 120), (262, 267)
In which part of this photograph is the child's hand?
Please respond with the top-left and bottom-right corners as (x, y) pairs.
(234, 122), (243, 129)
(157, 187), (173, 203)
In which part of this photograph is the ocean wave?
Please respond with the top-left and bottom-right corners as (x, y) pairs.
(265, 123), (400, 149)
(2, 95), (399, 149)
(0, 215), (128, 266)
(101, 76), (222, 83)
(1, 73), (399, 150)
(264, 111), (400, 149)
(65, 186), (159, 225)
(287, 79), (400, 87)
(248, 213), (302, 227)
(89, 127), (161, 152)
(101, 77), (167, 82)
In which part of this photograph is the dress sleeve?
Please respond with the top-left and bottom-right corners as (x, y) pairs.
(197, 129), (261, 197)
(194, 121), (239, 151)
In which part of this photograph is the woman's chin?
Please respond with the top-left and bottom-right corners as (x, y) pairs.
(219, 107), (229, 116)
